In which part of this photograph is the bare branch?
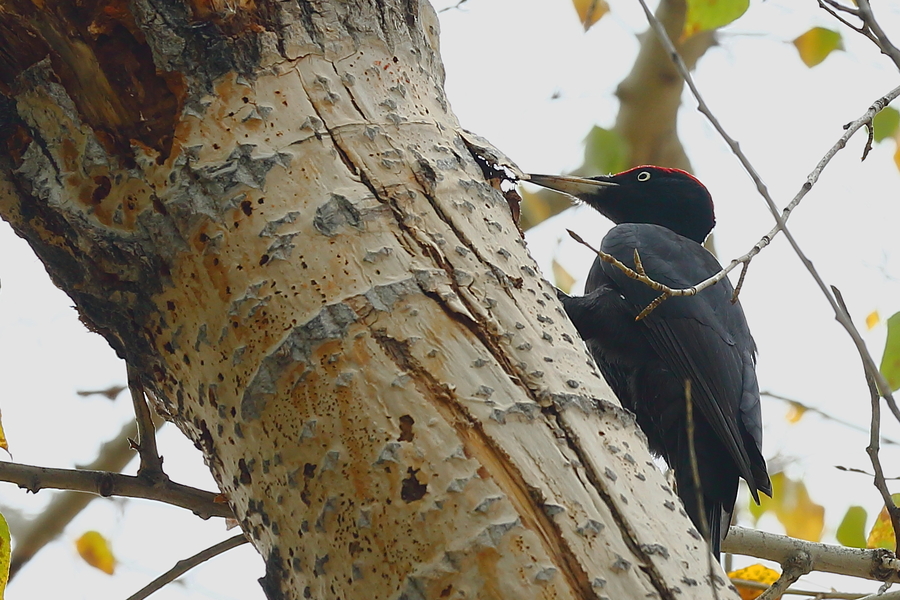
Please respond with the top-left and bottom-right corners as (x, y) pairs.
(0, 461), (232, 519)
(731, 578), (870, 599)
(834, 286), (900, 555)
(684, 380), (721, 598)
(761, 391), (900, 446)
(818, 1), (878, 44)
(724, 527), (900, 584)
(75, 385), (126, 400)
(857, 0), (900, 71)
(126, 534), (249, 600)
(758, 551), (812, 600)
(438, 0), (469, 13)
(127, 363), (165, 480)
(636, 0), (900, 423)
(10, 416), (161, 577)
(567, 229), (736, 318)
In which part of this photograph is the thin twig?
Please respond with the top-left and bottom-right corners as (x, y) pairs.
(0, 461), (232, 519)
(567, 229), (738, 318)
(636, 0), (900, 424)
(818, 0), (878, 43)
(684, 380), (721, 597)
(127, 364), (165, 480)
(438, 0), (468, 13)
(126, 534), (249, 600)
(836, 465), (900, 480)
(761, 391), (900, 446)
(834, 286), (900, 555)
(684, 380), (710, 544)
(731, 578), (869, 599)
(856, 0), (900, 72)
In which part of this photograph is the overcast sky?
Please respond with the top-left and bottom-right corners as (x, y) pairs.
(2, 1), (900, 597)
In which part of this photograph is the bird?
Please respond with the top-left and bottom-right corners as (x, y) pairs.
(527, 166), (770, 556)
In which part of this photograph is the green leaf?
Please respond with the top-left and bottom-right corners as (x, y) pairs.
(836, 506), (867, 548)
(683, 0), (749, 39)
(873, 107), (900, 143)
(793, 27), (843, 68)
(581, 126), (628, 177)
(0, 512), (9, 599)
(880, 312), (900, 391)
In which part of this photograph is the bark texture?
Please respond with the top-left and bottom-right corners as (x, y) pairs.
(0, 1), (735, 598)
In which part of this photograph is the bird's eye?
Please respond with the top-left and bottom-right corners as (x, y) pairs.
(637, 171), (651, 182)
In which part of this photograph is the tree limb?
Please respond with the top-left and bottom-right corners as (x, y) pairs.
(0, 461), (231, 519)
(724, 527), (900, 584)
(761, 391), (900, 446)
(10, 418), (145, 577)
(127, 363), (165, 480)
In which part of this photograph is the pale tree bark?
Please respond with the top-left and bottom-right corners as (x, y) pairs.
(0, 1), (735, 599)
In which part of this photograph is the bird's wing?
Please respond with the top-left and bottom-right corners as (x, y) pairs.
(598, 223), (767, 498)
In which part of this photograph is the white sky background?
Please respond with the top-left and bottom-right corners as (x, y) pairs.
(1, 0), (900, 597)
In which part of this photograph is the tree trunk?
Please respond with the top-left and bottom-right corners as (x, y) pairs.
(0, 1), (735, 598)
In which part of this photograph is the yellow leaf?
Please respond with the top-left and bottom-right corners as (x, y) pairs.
(729, 564), (780, 600)
(867, 495), (900, 549)
(552, 259), (576, 295)
(894, 138), (900, 173)
(752, 472), (825, 541)
(0, 409), (9, 457)
(571, 0), (609, 31)
(793, 27), (843, 68)
(76, 531), (116, 575)
(784, 402), (806, 424)
(777, 476), (825, 541)
(0, 512), (10, 600)
(867, 310), (881, 330)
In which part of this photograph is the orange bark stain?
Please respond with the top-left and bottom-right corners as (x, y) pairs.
(60, 137), (79, 172)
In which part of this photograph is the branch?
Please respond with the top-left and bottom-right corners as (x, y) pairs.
(636, 0), (900, 423)
(761, 391), (900, 446)
(127, 363), (165, 479)
(724, 527), (900, 584)
(731, 577), (876, 599)
(758, 550), (812, 600)
(10, 417), (159, 577)
(566, 229), (741, 319)
(0, 461), (232, 519)
(125, 534), (249, 600)
(856, 0), (900, 71)
(820, 0), (900, 72)
(835, 287), (900, 555)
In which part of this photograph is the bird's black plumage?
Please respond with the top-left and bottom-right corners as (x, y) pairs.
(528, 166), (770, 556)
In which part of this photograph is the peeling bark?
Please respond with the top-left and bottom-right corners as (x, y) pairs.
(0, 1), (736, 598)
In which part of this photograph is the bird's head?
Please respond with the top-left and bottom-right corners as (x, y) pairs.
(527, 166), (716, 244)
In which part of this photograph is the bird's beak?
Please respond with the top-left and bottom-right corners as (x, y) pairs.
(525, 174), (618, 198)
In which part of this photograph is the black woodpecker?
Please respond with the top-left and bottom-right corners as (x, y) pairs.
(527, 166), (770, 556)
